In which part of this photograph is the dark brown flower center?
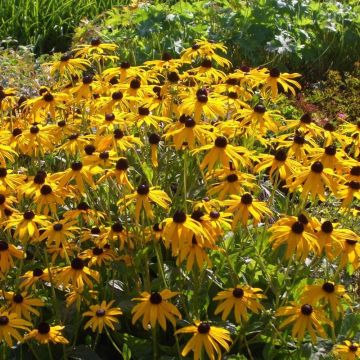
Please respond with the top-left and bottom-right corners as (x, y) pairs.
(99, 151), (109, 160)
(228, 92), (238, 99)
(40, 184), (52, 195)
(173, 211), (186, 224)
(77, 202), (90, 211)
(227, 173), (238, 183)
(130, 79), (141, 89)
(346, 239), (357, 246)
(137, 184), (150, 195)
(84, 144), (96, 155)
(92, 247), (104, 256)
(241, 193), (253, 205)
(0, 316), (9, 326)
(13, 294), (24, 303)
(209, 211), (220, 219)
(275, 149), (287, 162)
(68, 133), (79, 140)
(294, 135), (305, 145)
(270, 68), (280, 78)
(321, 221), (333, 233)
(91, 38), (101, 46)
(0, 194), (5, 205)
(30, 125), (40, 134)
(349, 181), (360, 190)
(324, 145), (336, 156)
(38, 322), (50, 334)
(149, 292), (162, 304)
(300, 113), (312, 124)
(351, 166), (360, 176)
(297, 214), (309, 225)
(96, 309), (106, 317)
(191, 210), (204, 222)
(254, 104), (266, 114)
(12, 128), (22, 136)
(114, 129), (124, 139)
(349, 344), (358, 352)
(116, 158), (129, 170)
(322, 282), (335, 293)
(197, 322), (210, 334)
(162, 52), (172, 61)
(148, 133), (161, 144)
(0, 168), (7, 177)
(301, 304), (313, 316)
(105, 113), (115, 122)
(24, 211), (35, 220)
(168, 71), (180, 83)
(232, 288), (244, 298)
(291, 221), (304, 234)
(112, 91), (123, 100)
(184, 118), (196, 128)
(215, 136), (227, 148)
(91, 227), (101, 235)
(71, 161), (83, 171)
(33, 268), (44, 277)
(311, 161), (323, 173)
(82, 75), (93, 84)
(0, 241), (8, 251)
(53, 223), (63, 231)
(121, 61), (131, 69)
(201, 59), (212, 68)
(323, 123), (335, 132)
(71, 257), (84, 270)
(43, 93), (54, 102)
(111, 222), (123, 233)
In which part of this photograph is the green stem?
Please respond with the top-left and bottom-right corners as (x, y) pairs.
(105, 327), (123, 356)
(47, 344), (54, 360)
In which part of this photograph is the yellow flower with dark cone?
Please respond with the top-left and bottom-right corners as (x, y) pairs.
(193, 136), (254, 173)
(255, 149), (300, 180)
(0, 168), (26, 192)
(120, 184), (171, 223)
(269, 215), (320, 260)
(288, 161), (342, 201)
(73, 37), (118, 58)
(250, 67), (301, 98)
(162, 210), (207, 256)
(83, 300), (122, 333)
(337, 238), (360, 270)
(33, 183), (66, 215)
(224, 193), (272, 229)
(54, 161), (102, 194)
(54, 257), (99, 290)
(333, 340), (360, 360)
(0, 311), (32, 347)
(131, 289), (181, 331)
(20, 268), (51, 290)
(4, 291), (44, 321)
(213, 285), (265, 323)
(316, 220), (358, 260)
(148, 133), (161, 167)
(275, 302), (333, 343)
(44, 52), (90, 77)
(79, 245), (118, 267)
(175, 321), (231, 360)
(97, 158), (133, 190)
(301, 281), (351, 319)
(338, 181), (360, 208)
(5, 210), (50, 243)
(24, 322), (69, 344)
(0, 240), (24, 273)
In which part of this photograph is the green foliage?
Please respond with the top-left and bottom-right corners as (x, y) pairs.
(0, 0), (129, 55)
(73, 0), (360, 80)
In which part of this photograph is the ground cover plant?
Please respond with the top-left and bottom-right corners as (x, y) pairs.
(0, 38), (359, 360)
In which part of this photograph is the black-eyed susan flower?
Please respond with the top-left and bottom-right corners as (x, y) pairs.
(250, 67), (301, 98)
(337, 238), (360, 271)
(338, 181), (360, 207)
(0, 311), (32, 347)
(63, 201), (105, 224)
(175, 321), (231, 360)
(83, 300), (122, 333)
(288, 161), (342, 201)
(317, 220), (358, 260)
(148, 133), (161, 167)
(269, 215), (320, 260)
(224, 193), (272, 229)
(38, 218), (79, 248)
(97, 157), (133, 190)
(301, 281), (350, 319)
(4, 291), (44, 321)
(0, 240), (24, 273)
(44, 52), (90, 78)
(162, 210), (207, 256)
(73, 37), (118, 59)
(20, 268), (51, 290)
(275, 302), (333, 343)
(54, 161), (102, 194)
(255, 149), (300, 180)
(0, 168), (26, 192)
(79, 245), (118, 267)
(33, 184), (67, 215)
(24, 322), (69, 344)
(213, 285), (265, 323)
(5, 211), (50, 243)
(333, 340), (360, 360)
(120, 184), (171, 223)
(131, 290), (181, 331)
(179, 88), (226, 123)
(193, 136), (254, 172)
(54, 257), (99, 290)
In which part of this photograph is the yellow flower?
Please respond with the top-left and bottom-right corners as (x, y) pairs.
(54, 257), (99, 290)
(213, 285), (265, 323)
(4, 291), (44, 320)
(275, 302), (333, 343)
(224, 193), (272, 229)
(83, 300), (122, 333)
(119, 184), (171, 223)
(20, 268), (51, 290)
(24, 322), (69, 344)
(0, 311), (32, 347)
(175, 321), (231, 360)
(131, 290), (181, 331)
(301, 281), (351, 319)
(0, 240), (24, 273)
(333, 340), (360, 360)
(43, 52), (90, 77)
